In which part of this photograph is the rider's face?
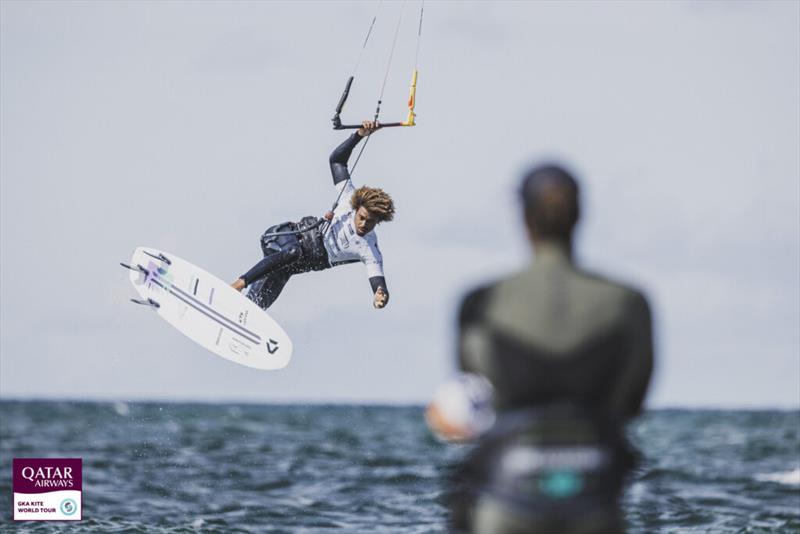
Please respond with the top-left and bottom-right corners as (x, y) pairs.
(355, 207), (377, 236)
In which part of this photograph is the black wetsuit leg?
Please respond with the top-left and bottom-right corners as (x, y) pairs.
(241, 218), (331, 310)
(247, 269), (292, 310)
(239, 225), (302, 287)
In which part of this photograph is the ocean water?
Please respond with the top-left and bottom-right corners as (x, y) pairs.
(0, 401), (797, 533)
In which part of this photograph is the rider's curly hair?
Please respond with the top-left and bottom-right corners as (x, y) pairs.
(351, 186), (395, 222)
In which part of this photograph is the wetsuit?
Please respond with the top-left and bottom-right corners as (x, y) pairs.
(452, 241), (653, 534)
(241, 133), (388, 310)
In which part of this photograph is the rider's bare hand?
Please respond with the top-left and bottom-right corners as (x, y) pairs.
(358, 120), (381, 137)
(373, 286), (389, 309)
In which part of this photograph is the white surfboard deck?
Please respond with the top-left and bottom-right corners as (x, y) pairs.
(124, 246), (292, 370)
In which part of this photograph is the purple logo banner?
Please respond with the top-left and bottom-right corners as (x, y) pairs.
(13, 458), (82, 494)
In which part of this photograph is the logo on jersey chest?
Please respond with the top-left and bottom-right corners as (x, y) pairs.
(339, 221), (362, 250)
(328, 213), (365, 255)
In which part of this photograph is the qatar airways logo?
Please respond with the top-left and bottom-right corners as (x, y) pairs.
(20, 465), (75, 488)
(13, 458), (82, 521)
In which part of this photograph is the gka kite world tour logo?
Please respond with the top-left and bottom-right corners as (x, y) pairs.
(13, 458), (82, 521)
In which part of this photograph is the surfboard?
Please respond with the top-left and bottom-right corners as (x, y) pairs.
(122, 247), (292, 370)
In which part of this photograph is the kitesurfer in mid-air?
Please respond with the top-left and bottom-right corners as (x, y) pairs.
(231, 120), (394, 310)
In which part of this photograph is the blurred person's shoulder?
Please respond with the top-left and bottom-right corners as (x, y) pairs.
(496, 263), (650, 319)
(458, 264), (651, 328)
(568, 265), (652, 322)
(574, 265), (649, 302)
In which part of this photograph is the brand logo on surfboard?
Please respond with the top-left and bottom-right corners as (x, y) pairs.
(143, 261), (173, 290)
(267, 339), (280, 354)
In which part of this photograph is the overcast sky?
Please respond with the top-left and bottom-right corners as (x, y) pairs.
(1, 1), (798, 408)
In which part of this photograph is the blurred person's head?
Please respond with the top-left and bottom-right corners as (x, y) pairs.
(520, 164), (580, 245)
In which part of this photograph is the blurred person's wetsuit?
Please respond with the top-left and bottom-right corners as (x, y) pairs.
(450, 165), (654, 534)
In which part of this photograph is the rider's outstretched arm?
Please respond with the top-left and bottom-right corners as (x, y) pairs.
(370, 276), (389, 309)
(329, 133), (364, 186)
(365, 252), (388, 309)
(369, 276), (387, 294)
(328, 121), (380, 186)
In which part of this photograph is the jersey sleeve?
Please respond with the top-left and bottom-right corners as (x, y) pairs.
(362, 238), (384, 278)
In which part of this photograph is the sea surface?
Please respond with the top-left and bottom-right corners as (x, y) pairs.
(0, 401), (798, 533)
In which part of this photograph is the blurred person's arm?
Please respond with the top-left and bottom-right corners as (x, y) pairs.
(608, 291), (654, 418)
(456, 286), (493, 376)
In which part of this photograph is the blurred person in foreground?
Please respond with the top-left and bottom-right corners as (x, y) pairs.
(427, 164), (654, 534)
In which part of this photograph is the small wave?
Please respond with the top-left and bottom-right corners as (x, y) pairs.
(755, 467), (800, 486)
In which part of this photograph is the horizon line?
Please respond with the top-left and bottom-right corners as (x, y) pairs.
(1, 394), (798, 412)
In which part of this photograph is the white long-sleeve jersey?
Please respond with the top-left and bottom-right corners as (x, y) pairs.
(323, 180), (384, 279)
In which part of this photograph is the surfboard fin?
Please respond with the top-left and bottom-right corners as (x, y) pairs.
(143, 251), (172, 265)
(130, 297), (160, 309)
(120, 262), (149, 274)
